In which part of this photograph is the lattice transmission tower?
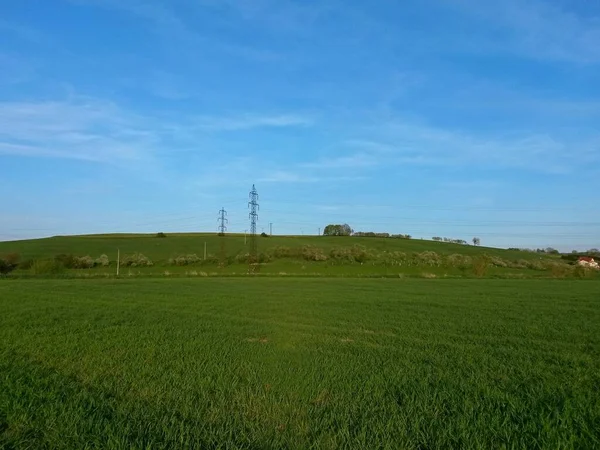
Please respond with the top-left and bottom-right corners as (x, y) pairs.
(248, 185), (259, 273)
(218, 207), (228, 267)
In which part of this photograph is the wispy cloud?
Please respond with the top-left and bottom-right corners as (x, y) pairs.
(0, 93), (312, 165)
(0, 97), (159, 165)
(380, 120), (600, 173)
(0, 19), (51, 45)
(302, 153), (378, 170)
(259, 170), (365, 183)
(194, 114), (313, 131)
(301, 117), (599, 175)
(446, 0), (600, 63)
(71, 0), (282, 62)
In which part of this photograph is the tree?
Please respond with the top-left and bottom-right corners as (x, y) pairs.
(473, 237), (481, 246)
(323, 224), (353, 236)
(432, 237), (443, 242)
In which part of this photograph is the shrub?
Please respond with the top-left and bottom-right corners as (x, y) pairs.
(19, 259), (34, 270)
(258, 253), (272, 263)
(526, 260), (545, 271)
(121, 253), (153, 267)
(301, 245), (328, 261)
(168, 254), (201, 266)
(330, 247), (355, 263)
(550, 263), (574, 278)
(472, 255), (490, 277)
(269, 246), (296, 258)
(351, 245), (372, 263)
(235, 253), (249, 264)
(417, 251), (442, 267)
(54, 254), (77, 269)
(574, 265), (594, 279)
(31, 259), (65, 275)
(96, 254), (110, 267)
(74, 256), (95, 269)
(0, 253), (20, 274)
(446, 254), (472, 269)
(488, 256), (508, 268)
(156, 232), (167, 238)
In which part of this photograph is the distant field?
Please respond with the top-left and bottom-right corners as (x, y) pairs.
(0, 233), (551, 262)
(1, 278), (599, 448)
(1, 233), (578, 280)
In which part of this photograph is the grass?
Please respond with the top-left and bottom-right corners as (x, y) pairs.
(1, 233), (574, 279)
(1, 278), (599, 448)
(0, 233), (554, 262)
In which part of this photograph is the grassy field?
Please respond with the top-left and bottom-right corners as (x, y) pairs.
(1, 278), (599, 448)
(0, 233), (553, 262)
(1, 233), (576, 280)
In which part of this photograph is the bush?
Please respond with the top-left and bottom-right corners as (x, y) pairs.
(258, 253), (272, 263)
(574, 265), (594, 279)
(96, 254), (110, 267)
(31, 259), (65, 275)
(446, 254), (472, 269)
(269, 246), (296, 258)
(121, 253), (153, 267)
(260, 232), (269, 237)
(472, 255), (490, 277)
(0, 253), (20, 274)
(235, 253), (249, 264)
(156, 232), (167, 238)
(54, 254), (77, 268)
(74, 256), (95, 269)
(301, 245), (328, 261)
(373, 251), (409, 266)
(168, 254), (201, 266)
(550, 263), (574, 278)
(19, 259), (34, 270)
(488, 256), (508, 268)
(417, 251), (442, 267)
(526, 260), (545, 271)
(329, 247), (355, 263)
(329, 245), (373, 263)
(55, 254), (96, 269)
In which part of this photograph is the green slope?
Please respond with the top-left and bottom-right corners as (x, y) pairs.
(0, 233), (551, 262)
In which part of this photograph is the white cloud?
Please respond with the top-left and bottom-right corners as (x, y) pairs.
(0, 97), (158, 165)
(258, 170), (365, 183)
(303, 117), (599, 175)
(0, 95), (310, 166)
(194, 114), (313, 131)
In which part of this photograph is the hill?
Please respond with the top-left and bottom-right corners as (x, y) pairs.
(1, 232), (586, 279)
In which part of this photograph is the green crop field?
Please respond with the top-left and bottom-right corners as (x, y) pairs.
(1, 278), (599, 449)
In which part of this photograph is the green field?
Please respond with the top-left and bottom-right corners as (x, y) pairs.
(0, 233), (551, 262)
(1, 233), (580, 279)
(2, 278), (599, 448)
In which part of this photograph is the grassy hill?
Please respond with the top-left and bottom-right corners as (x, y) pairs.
(1, 232), (587, 279)
(0, 233), (553, 262)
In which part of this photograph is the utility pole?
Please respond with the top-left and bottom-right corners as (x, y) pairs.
(248, 184), (259, 273)
(218, 207), (228, 267)
(270, 222), (273, 236)
(204, 242), (207, 260)
(117, 248), (120, 276)
(318, 227), (321, 236)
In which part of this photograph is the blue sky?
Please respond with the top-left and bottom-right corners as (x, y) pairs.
(1, 0), (599, 250)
